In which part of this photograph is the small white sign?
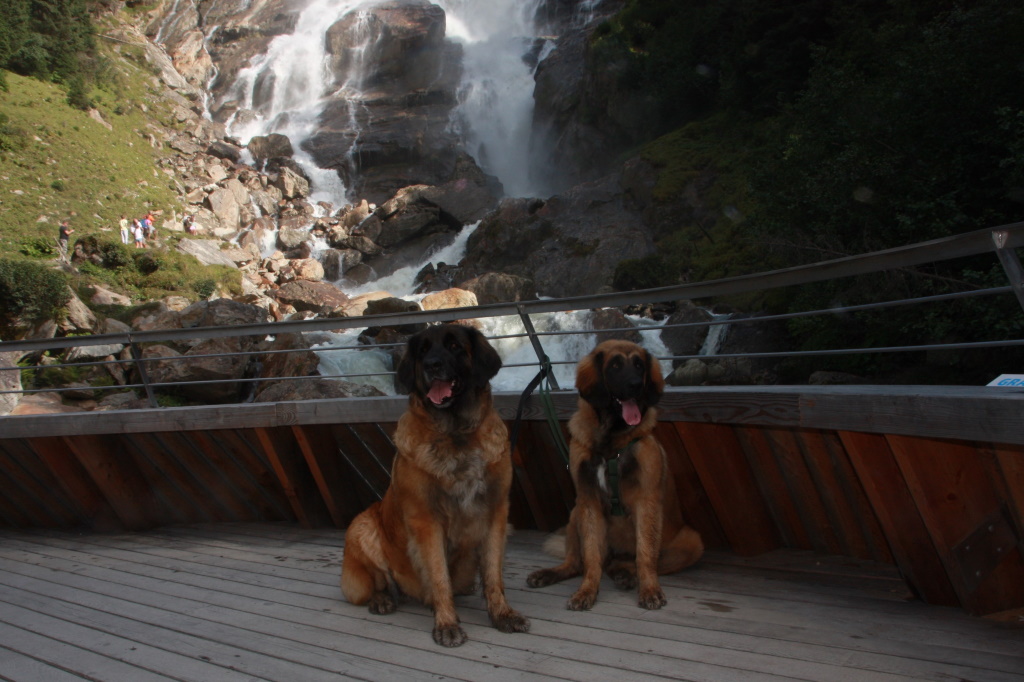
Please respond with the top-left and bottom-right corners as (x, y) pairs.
(987, 374), (1024, 387)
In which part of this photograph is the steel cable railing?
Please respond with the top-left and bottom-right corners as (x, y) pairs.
(1, 222), (1023, 406)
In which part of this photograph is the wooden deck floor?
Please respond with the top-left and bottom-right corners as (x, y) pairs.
(0, 524), (1020, 682)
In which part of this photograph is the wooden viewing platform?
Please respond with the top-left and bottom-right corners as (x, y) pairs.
(1, 522), (1021, 681)
(2, 223), (1024, 678)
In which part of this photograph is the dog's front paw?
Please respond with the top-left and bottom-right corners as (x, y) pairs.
(567, 589), (597, 611)
(527, 568), (559, 588)
(433, 623), (468, 647)
(638, 587), (667, 610)
(492, 608), (530, 633)
(368, 593), (396, 615)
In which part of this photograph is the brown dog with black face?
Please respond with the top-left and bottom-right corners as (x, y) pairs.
(527, 339), (703, 610)
(341, 323), (529, 647)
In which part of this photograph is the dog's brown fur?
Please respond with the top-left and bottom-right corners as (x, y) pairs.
(341, 324), (529, 646)
(527, 339), (703, 610)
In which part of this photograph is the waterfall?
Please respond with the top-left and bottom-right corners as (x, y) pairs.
(224, 0), (550, 206)
(700, 313), (733, 356)
(444, 0), (547, 198)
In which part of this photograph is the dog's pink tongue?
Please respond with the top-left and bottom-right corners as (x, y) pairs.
(619, 399), (642, 426)
(427, 380), (453, 405)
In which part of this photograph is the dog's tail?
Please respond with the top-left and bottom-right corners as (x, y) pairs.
(658, 525), (704, 574)
(540, 527), (567, 559)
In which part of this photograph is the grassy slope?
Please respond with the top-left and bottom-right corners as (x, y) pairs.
(0, 39), (177, 257)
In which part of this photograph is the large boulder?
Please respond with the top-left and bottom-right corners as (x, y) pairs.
(462, 172), (655, 297)
(307, 0), (463, 202)
(532, 22), (663, 190)
(176, 238), (240, 268)
(141, 337), (252, 403)
(324, 0), (448, 92)
(459, 272), (536, 305)
(273, 280), (350, 314)
(254, 377), (386, 402)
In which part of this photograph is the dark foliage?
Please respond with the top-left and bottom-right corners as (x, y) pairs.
(0, 0), (97, 95)
(0, 258), (70, 330)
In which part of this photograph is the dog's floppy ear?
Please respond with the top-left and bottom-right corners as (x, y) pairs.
(395, 332), (420, 394)
(576, 349), (609, 407)
(643, 348), (664, 406)
(467, 326), (503, 387)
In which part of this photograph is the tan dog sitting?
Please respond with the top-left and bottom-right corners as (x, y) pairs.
(527, 339), (703, 610)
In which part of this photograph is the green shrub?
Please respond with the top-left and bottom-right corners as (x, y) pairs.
(0, 258), (70, 326)
(18, 236), (55, 258)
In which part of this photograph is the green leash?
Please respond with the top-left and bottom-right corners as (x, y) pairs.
(605, 438), (639, 517)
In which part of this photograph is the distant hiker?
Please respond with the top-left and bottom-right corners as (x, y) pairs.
(133, 221), (146, 249)
(58, 220), (74, 261)
(119, 215), (130, 244)
(183, 213), (197, 234)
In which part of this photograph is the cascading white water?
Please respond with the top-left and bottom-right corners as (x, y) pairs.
(444, 0), (547, 198)
(224, 0), (550, 206)
(209, 0), (666, 391)
(700, 313), (733, 356)
(226, 0), (358, 205)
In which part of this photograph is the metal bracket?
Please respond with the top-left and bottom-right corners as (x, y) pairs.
(516, 304), (559, 390)
(128, 338), (159, 409)
(992, 230), (1024, 314)
(950, 504), (1020, 594)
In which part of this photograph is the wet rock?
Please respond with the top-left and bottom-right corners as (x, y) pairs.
(273, 280), (350, 314)
(459, 272), (536, 305)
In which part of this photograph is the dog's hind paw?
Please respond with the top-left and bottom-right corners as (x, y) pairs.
(527, 568), (560, 588)
(492, 608), (530, 633)
(638, 587), (667, 610)
(608, 567), (637, 590)
(433, 623), (468, 647)
(567, 590), (597, 611)
(368, 593), (396, 615)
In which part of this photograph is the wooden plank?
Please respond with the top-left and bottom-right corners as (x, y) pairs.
(190, 428), (293, 521)
(655, 422), (727, 549)
(330, 424), (390, 497)
(148, 431), (255, 521)
(328, 424), (388, 513)
(0, 620), (176, 682)
(777, 428), (855, 556)
(61, 434), (162, 531)
(509, 420), (573, 532)
(292, 424), (355, 528)
(675, 422), (781, 555)
(817, 430), (894, 563)
(2, 385), (1022, 445)
(839, 430), (960, 607)
(802, 388), (1024, 446)
(0, 643), (91, 682)
(116, 432), (205, 525)
(28, 437), (122, 531)
(733, 426), (813, 550)
(254, 426), (332, 528)
(200, 428), (294, 521)
(0, 440), (79, 527)
(888, 434), (1024, 615)
(0, 461), (61, 528)
(988, 442), (1024, 535)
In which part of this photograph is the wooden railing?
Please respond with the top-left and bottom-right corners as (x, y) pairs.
(1, 222), (1023, 617)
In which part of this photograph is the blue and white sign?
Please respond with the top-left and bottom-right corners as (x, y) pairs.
(987, 374), (1024, 387)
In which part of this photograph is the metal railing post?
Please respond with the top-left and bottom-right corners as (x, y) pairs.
(129, 337), (159, 408)
(516, 304), (560, 390)
(992, 230), (1024, 314)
